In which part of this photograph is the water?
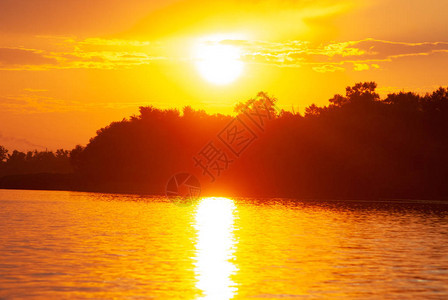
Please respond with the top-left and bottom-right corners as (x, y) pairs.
(1, 190), (448, 299)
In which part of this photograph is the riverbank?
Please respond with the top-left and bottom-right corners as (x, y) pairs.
(2, 172), (448, 201)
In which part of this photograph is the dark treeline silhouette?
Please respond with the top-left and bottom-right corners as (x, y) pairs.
(0, 148), (73, 190)
(1, 82), (448, 199)
(0, 148), (72, 176)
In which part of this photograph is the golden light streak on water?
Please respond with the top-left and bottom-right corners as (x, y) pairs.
(193, 197), (238, 299)
(1, 190), (448, 299)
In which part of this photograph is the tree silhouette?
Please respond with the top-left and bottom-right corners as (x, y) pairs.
(345, 81), (379, 103)
(0, 146), (8, 164)
(234, 91), (279, 118)
(2, 83), (448, 200)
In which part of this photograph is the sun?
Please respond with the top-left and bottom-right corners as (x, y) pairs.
(194, 41), (244, 85)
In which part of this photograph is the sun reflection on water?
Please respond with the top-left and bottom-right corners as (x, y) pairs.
(194, 197), (238, 299)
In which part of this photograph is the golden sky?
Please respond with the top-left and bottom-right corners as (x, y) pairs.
(1, 0), (447, 150)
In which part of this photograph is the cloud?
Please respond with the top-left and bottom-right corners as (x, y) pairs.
(0, 94), (86, 113)
(345, 39), (448, 59)
(352, 63), (380, 71)
(0, 36), (164, 70)
(51, 50), (159, 69)
(2, 36), (448, 73)
(0, 47), (57, 68)
(353, 63), (370, 71)
(222, 38), (448, 72)
(312, 64), (345, 73)
(80, 38), (151, 47)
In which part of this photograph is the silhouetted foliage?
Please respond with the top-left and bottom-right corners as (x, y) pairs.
(0, 146), (8, 164)
(234, 91), (279, 118)
(2, 82), (448, 200)
(0, 148), (72, 177)
(305, 103), (325, 117)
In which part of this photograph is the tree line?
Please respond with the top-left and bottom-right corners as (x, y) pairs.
(1, 82), (448, 199)
(0, 148), (72, 177)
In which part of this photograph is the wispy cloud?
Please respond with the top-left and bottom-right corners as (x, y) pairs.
(0, 36), (164, 70)
(312, 64), (345, 73)
(2, 36), (448, 72)
(0, 95), (84, 113)
(0, 47), (57, 69)
(225, 38), (448, 71)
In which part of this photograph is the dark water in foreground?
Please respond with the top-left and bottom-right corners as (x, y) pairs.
(1, 189), (448, 299)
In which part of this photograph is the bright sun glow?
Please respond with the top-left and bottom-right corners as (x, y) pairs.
(194, 40), (244, 85)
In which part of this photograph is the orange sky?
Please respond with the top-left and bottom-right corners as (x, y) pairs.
(1, 0), (447, 151)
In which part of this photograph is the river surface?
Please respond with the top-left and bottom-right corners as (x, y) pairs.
(1, 189), (448, 299)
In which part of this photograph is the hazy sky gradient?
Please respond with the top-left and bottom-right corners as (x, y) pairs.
(1, 0), (447, 150)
